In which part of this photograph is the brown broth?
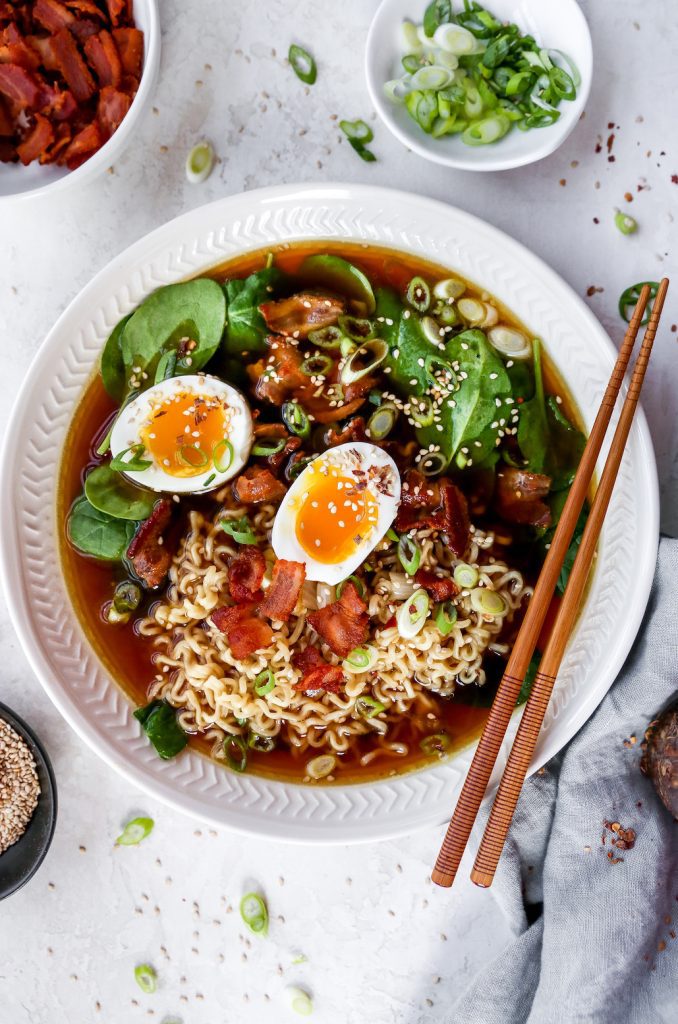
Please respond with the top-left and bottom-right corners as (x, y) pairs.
(57, 241), (585, 785)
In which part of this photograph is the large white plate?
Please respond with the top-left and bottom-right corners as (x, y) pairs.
(0, 185), (659, 843)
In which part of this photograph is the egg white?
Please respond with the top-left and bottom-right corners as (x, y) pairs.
(109, 374), (253, 494)
(271, 442), (401, 585)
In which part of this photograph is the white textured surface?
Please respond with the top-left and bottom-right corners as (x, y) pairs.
(0, 1), (676, 1022)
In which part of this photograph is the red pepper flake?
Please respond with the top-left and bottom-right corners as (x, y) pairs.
(608, 155), (616, 162)
(607, 133), (615, 153)
(671, 325), (677, 333)
(559, 178), (566, 186)
(593, 217), (600, 224)
(670, 930), (676, 940)
(672, 174), (678, 184)
(595, 140), (602, 154)
(586, 285), (604, 297)
(607, 122), (615, 130)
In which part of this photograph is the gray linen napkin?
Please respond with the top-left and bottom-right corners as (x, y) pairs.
(450, 537), (678, 1024)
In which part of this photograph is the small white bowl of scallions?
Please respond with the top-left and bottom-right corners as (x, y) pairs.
(365, 0), (592, 171)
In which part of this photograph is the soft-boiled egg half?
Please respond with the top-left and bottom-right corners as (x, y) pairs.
(271, 442), (401, 585)
(110, 374), (253, 493)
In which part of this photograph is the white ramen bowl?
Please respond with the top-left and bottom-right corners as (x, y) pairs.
(0, 0), (160, 201)
(365, 0), (593, 171)
(0, 185), (658, 842)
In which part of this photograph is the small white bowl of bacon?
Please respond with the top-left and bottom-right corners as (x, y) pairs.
(0, 0), (159, 200)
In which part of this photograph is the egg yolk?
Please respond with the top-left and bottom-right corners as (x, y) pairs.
(140, 392), (230, 478)
(295, 470), (379, 564)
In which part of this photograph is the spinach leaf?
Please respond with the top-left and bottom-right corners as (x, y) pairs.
(84, 465), (156, 521)
(101, 314), (131, 401)
(223, 267), (282, 355)
(544, 396), (586, 491)
(516, 338), (549, 472)
(557, 506), (587, 594)
(506, 358), (534, 403)
(121, 279), (226, 384)
(375, 286), (441, 394)
(134, 700), (188, 759)
(515, 653), (541, 706)
(68, 496), (137, 561)
(417, 329), (512, 467)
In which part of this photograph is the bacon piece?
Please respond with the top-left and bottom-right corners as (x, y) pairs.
(25, 34), (60, 71)
(0, 39), (42, 70)
(106, 0), (127, 26)
(127, 498), (174, 589)
(233, 465), (287, 505)
(69, 17), (101, 42)
(0, 95), (12, 134)
(249, 337), (307, 406)
(495, 467), (552, 528)
(39, 83), (77, 120)
(49, 27), (95, 101)
(84, 29), (121, 87)
(211, 604), (273, 660)
(33, 0), (75, 32)
(292, 646), (344, 693)
(307, 581), (369, 659)
(64, 0), (107, 18)
(259, 292), (344, 340)
(301, 390), (369, 425)
(112, 26), (142, 77)
(260, 560), (306, 622)
(228, 546), (266, 604)
(16, 111), (54, 164)
(324, 416), (367, 447)
(396, 471), (470, 556)
(40, 120), (71, 162)
(96, 83), (130, 136)
(414, 568), (459, 603)
(60, 119), (102, 167)
(266, 435), (302, 475)
(0, 64), (41, 107)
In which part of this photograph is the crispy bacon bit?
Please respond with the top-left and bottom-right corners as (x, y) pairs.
(33, 0), (75, 33)
(292, 646), (344, 693)
(39, 83), (77, 121)
(16, 110), (53, 163)
(307, 581), (369, 658)
(414, 568), (459, 602)
(249, 338), (307, 406)
(396, 471), (470, 556)
(0, 38), (41, 71)
(106, 0), (127, 27)
(61, 119), (102, 168)
(96, 83), (130, 137)
(211, 604), (274, 660)
(233, 465), (287, 505)
(259, 293), (344, 339)
(127, 498), (174, 589)
(228, 546), (266, 604)
(302, 384), (372, 425)
(0, 64), (41, 107)
(111, 26), (142, 77)
(65, 0), (107, 18)
(267, 435), (302, 474)
(324, 416), (368, 447)
(0, 96), (12, 135)
(495, 467), (552, 528)
(84, 29), (121, 86)
(50, 27), (95, 101)
(260, 560), (306, 622)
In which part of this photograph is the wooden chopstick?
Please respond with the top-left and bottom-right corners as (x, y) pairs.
(431, 284), (653, 889)
(470, 277), (669, 888)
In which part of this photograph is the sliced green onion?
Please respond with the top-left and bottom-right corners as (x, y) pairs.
(240, 892), (268, 935)
(419, 731), (452, 757)
(115, 816), (154, 846)
(397, 589), (430, 639)
(338, 315), (375, 341)
(425, 353), (457, 390)
(405, 276), (431, 312)
(285, 985), (313, 1017)
(615, 211), (638, 236)
(177, 444), (209, 469)
(336, 575), (366, 599)
(113, 580), (142, 614)
(213, 439), (234, 473)
(454, 563), (479, 589)
(355, 695), (386, 718)
(462, 114), (511, 147)
(110, 444), (152, 473)
(420, 451), (449, 476)
(618, 282), (659, 324)
(341, 339), (388, 384)
(348, 139), (377, 162)
(343, 645), (378, 673)
(424, 0), (452, 38)
(300, 353), (334, 377)
(289, 44), (316, 85)
(386, 528), (400, 543)
(134, 964), (157, 994)
(457, 297), (486, 324)
(410, 66), (451, 91)
(339, 119), (373, 143)
(252, 438), (286, 457)
(470, 587), (508, 617)
(248, 732), (276, 752)
(487, 326), (532, 360)
(402, 53), (421, 74)
(410, 395), (435, 427)
(221, 516), (258, 545)
(420, 315), (444, 346)
(435, 600), (458, 635)
(224, 734), (247, 773)
(548, 49), (581, 88)
(154, 350), (177, 384)
(397, 534), (421, 576)
(433, 277), (465, 300)
(106, 605), (130, 625)
(282, 401), (311, 439)
(287, 455), (315, 481)
(185, 140), (214, 184)
(548, 65), (576, 101)
(308, 325), (344, 349)
(254, 668), (276, 696)
(306, 754), (336, 780)
(367, 403), (397, 441)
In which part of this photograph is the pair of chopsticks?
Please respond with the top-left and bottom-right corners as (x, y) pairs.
(432, 277), (669, 890)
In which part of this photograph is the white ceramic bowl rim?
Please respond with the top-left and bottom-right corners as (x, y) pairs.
(0, 184), (658, 843)
(365, 0), (593, 171)
(0, 0), (160, 201)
